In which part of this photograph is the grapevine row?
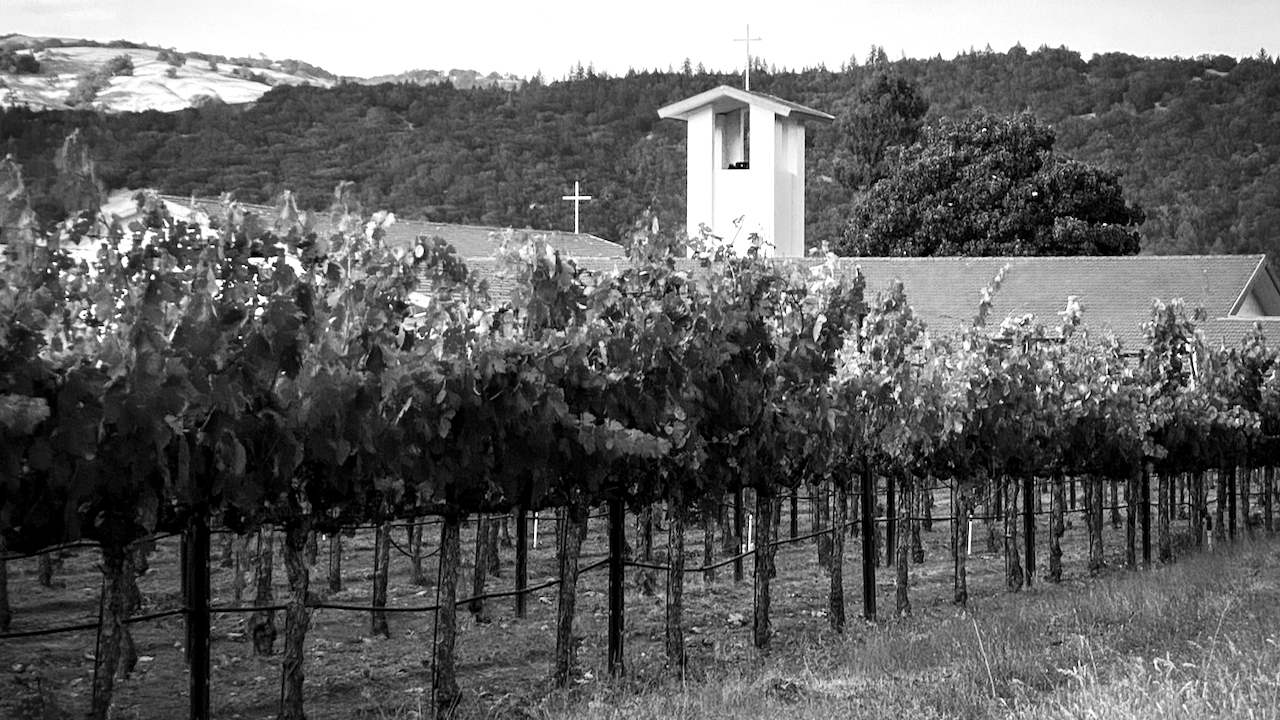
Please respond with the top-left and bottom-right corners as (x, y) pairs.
(4, 160), (1280, 716)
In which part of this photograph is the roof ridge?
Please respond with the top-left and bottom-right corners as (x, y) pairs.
(835, 254), (1265, 261)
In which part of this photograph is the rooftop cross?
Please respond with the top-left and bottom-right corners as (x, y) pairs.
(561, 180), (592, 234)
(734, 24), (762, 91)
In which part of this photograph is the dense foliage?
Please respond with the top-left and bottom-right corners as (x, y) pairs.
(836, 111), (1145, 256)
(3, 45), (1279, 254)
(7, 154), (1280, 715)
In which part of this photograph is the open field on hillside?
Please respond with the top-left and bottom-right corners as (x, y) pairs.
(2, 489), (1269, 720)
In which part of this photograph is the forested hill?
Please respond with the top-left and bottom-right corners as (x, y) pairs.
(3, 45), (1278, 257)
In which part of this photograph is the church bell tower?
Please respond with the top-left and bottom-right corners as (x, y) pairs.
(657, 85), (833, 257)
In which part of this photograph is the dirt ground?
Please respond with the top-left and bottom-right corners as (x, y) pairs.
(1, 488), (1160, 720)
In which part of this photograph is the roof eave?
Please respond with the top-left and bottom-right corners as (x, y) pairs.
(657, 85), (834, 123)
(1227, 254), (1270, 315)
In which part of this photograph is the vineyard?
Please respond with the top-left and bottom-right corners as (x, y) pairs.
(4, 153), (1280, 719)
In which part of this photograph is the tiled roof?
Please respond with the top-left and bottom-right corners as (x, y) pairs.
(806, 255), (1275, 350)
(376, 220), (623, 260)
(150, 194), (625, 260)
(471, 254), (1278, 351)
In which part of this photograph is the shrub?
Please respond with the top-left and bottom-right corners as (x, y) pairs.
(104, 54), (134, 76)
(0, 48), (40, 74)
(156, 48), (186, 67)
(66, 71), (109, 106)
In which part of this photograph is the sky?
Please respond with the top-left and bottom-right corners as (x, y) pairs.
(5, 0), (1278, 79)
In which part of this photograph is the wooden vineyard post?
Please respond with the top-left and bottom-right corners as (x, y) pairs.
(733, 489), (745, 583)
(1004, 475), (1024, 592)
(371, 522), (391, 638)
(1241, 461), (1254, 539)
(815, 481), (832, 570)
(280, 523), (313, 720)
(248, 527), (276, 656)
(179, 534), (188, 607)
(1200, 470), (1211, 541)
(985, 480), (1000, 554)
(38, 551), (56, 588)
(1088, 475), (1105, 574)
(1049, 473), (1065, 582)
(829, 481), (847, 632)
(487, 519), (501, 576)
(409, 521), (427, 586)
(409, 525), (424, 586)
(1259, 466), (1269, 532)
(1142, 463), (1152, 566)
(885, 473), (896, 570)
(1188, 473), (1200, 546)
(470, 515), (490, 621)
(636, 505), (656, 595)
(860, 465), (877, 621)
(923, 477), (935, 532)
(0, 536), (10, 633)
(1022, 475), (1035, 588)
(90, 543), (134, 720)
(1213, 468), (1225, 541)
(846, 478), (857, 539)
(515, 509), (528, 618)
(1125, 465), (1138, 570)
(665, 504), (687, 673)
(186, 515), (210, 720)
(471, 512), (488, 620)
(752, 487), (774, 650)
(1158, 470), (1172, 563)
(952, 483), (969, 607)
(1228, 463), (1238, 541)
(433, 514), (461, 714)
(772, 494), (782, 556)
(910, 488), (925, 565)
(1192, 472), (1206, 547)
(303, 530), (318, 567)
(701, 497), (716, 585)
(894, 478), (911, 616)
(607, 496), (626, 677)
(554, 504), (587, 687)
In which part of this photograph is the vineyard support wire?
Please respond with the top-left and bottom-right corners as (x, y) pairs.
(0, 484), (1262, 562)
(0, 493), (1260, 640)
(0, 607), (188, 640)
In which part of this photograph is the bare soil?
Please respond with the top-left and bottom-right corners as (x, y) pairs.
(0, 489), (1153, 719)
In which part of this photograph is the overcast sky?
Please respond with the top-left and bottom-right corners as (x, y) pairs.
(7, 0), (1278, 79)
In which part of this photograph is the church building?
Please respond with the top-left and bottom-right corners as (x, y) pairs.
(657, 85), (833, 257)
(655, 86), (1280, 348)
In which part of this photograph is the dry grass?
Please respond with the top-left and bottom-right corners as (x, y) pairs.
(5, 507), (1278, 720)
(535, 537), (1280, 720)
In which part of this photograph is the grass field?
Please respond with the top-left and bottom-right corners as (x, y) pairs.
(2, 491), (1276, 719)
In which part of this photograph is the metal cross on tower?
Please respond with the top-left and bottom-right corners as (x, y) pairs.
(734, 24), (762, 91)
(561, 180), (592, 234)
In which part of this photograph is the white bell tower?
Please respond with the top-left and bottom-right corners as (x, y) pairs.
(658, 85), (833, 257)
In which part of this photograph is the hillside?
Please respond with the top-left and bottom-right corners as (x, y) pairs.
(0, 35), (340, 111)
(0, 34), (524, 111)
(2, 43), (1279, 257)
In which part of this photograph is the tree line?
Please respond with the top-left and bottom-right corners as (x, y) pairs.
(2, 44), (1278, 256)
